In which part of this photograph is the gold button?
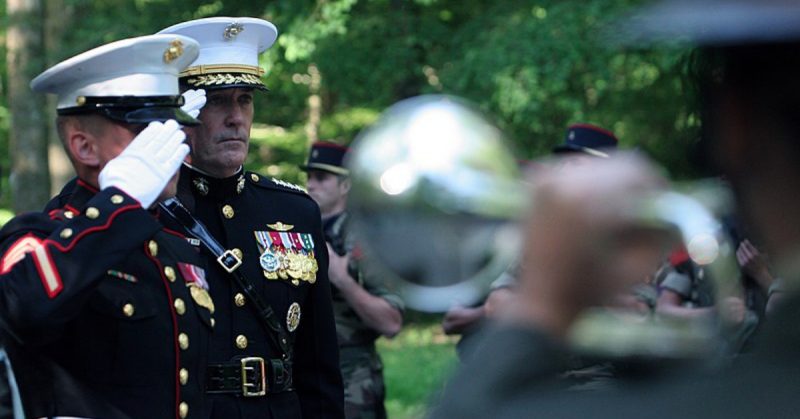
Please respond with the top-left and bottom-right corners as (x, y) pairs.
(250, 173), (260, 182)
(179, 401), (189, 418)
(222, 205), (234, 219)
(174, 298), (186, 315)
(63, 210), (74, 219)
(85, 207), (100, 219)
(179, 368), (189, 385)
(232, 248), (243, 260)
(179, 333), (189, 350)
(122, 303), (135, 317)
(76, 96), (86, 106)
(234, 293), (246, 307)
(60, 228), (73, 239)
(148, 240), (158, 257)
(111, 194), (124, 204)
(235, 334), (248, 349)
(211, 318), (216, 328)
(164, 266), (176, 282)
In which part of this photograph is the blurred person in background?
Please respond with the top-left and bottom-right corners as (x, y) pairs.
(302, 141), (404, 419)
(441, 123), (619, 361)
(432, 1), (800, 417)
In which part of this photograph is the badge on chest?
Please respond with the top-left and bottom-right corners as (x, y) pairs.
(254, 222), (318, 286)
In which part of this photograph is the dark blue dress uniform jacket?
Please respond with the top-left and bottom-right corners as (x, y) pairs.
(172, 165), (344, 419)
(0, 180), (213, 419)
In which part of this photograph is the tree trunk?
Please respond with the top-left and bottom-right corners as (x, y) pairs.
(7, 0), (50, 213)
(45, 0), (74, 196)
(305, 63), (321, 146)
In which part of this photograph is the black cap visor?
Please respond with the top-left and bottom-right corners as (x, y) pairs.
(101, 106), (200, 126)
(57, 95), (200, 125)
(552, 144), (610, 158)
(299, 163), (349, 176)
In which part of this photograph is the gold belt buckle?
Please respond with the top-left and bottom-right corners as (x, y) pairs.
(240, 357), (267, 397)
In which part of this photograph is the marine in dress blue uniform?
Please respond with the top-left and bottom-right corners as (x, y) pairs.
(157, 17), (345, 419)
(0, 35), (215, 419)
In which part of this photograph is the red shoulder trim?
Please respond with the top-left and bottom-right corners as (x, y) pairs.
(162, 227), (187, 239)
(45, 204), (141, 253)
(76, 179), (100, 193)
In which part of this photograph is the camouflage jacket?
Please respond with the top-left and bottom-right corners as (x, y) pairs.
(323, 212), (404, 349)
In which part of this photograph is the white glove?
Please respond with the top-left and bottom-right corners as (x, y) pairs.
(98, 120), (190, 209)
(181, 89), (207, 119)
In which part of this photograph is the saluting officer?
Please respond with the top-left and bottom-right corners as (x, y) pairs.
(157, 18), (345, 418)
(0, 35), (215, 419)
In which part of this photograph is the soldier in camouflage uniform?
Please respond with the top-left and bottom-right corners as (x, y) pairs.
(302, 142), (404, 419)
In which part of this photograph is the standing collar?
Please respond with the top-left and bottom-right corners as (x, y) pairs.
(62, 179), (101, 216)
(181, 163), (246, 200)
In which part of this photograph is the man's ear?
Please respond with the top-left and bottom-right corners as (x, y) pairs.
(66, 123), (100, 168)
(340, 176), (352, 194)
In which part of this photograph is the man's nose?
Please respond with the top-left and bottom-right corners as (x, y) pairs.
(225, 105), (245, 126)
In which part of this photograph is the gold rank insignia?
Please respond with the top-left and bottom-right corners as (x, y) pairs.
(286, 302), (301, 332)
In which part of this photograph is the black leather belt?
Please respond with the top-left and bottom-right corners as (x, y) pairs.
(206, 357), (293, 397)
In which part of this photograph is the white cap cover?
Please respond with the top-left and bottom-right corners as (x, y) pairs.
(158, 17), (278, 90)
(31, 34), (200, 112)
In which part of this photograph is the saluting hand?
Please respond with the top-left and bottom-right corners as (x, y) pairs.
(98, 120), (189, 209)
(181, 89), (207, 119)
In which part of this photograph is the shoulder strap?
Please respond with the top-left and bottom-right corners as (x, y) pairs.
(159, 198), (293, 360)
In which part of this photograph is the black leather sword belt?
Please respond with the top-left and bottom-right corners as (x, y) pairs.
(206, 357), (293, 397)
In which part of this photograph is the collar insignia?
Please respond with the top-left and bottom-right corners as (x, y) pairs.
(193, 177), (209, 196)
(236, 174), (245, 194)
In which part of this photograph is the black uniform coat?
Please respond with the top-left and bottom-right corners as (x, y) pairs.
(172, 165), (344, 419)
(0, 180), (213, 419)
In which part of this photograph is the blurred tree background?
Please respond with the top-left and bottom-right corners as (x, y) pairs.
(0, 2), (699, 416)
(0, 0), (697, 216)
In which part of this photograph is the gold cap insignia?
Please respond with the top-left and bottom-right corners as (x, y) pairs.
(223, 22), (245, 40)
(267, 221), (294, 232)
(163, 39), (184, 63)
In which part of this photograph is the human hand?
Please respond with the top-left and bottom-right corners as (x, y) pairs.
(98, 120), (189, 208)
(442, 305), (485, 335)
(180, 89), (207, 119)
(736, 239), (774, 290)
(326, 243), (353, 289)
(484, 288), (515, 318)
(719, 296), (746, 324)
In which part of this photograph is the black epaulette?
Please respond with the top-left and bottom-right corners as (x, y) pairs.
(245, 171), (310, 197)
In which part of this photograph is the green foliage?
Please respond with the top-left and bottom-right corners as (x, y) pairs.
(378, 323), (458, 419)
(2, 0), (703, 206)
(0, 209), (13, 228)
